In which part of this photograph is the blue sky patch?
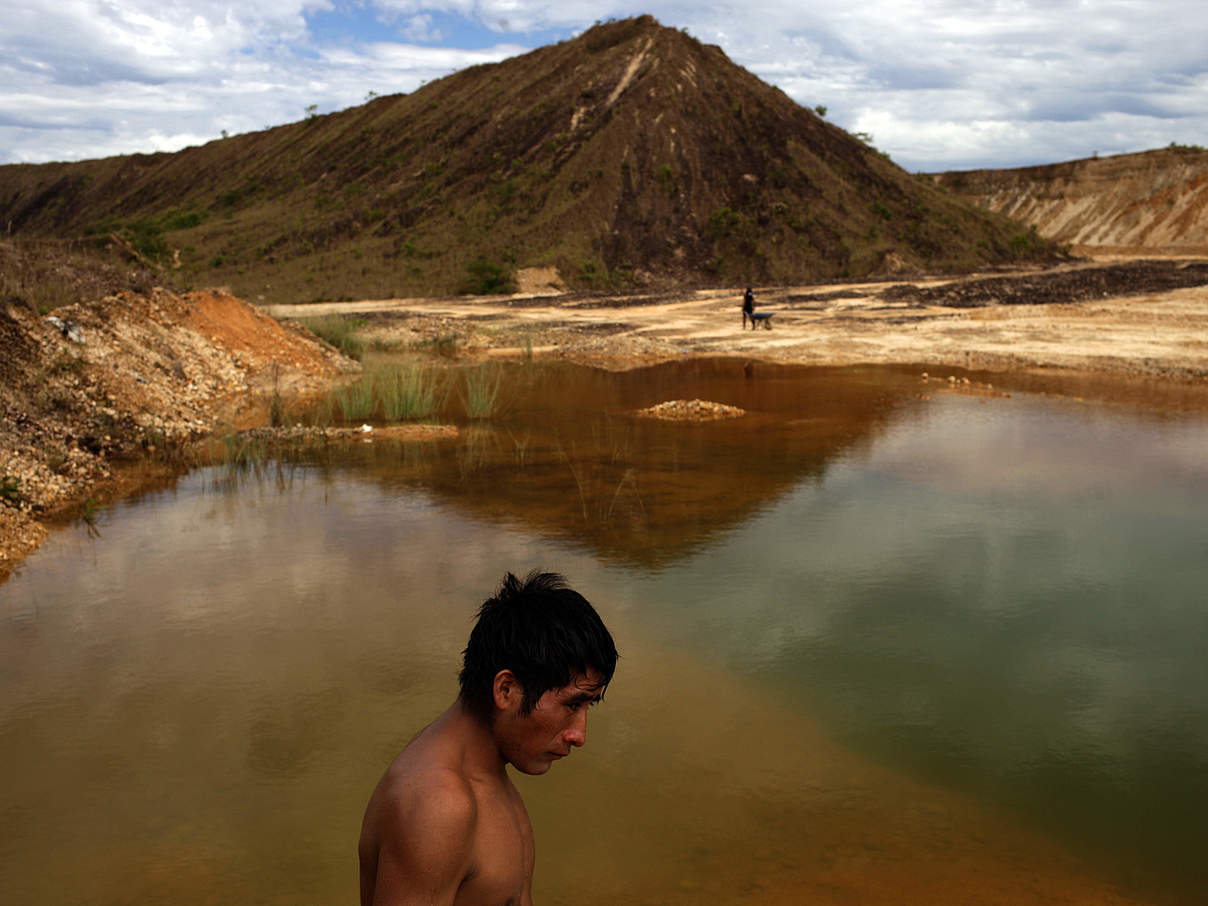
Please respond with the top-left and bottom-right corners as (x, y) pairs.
(306, 5), (574, 50)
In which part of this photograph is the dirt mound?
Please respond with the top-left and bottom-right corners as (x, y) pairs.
(514, 267), (567, 296)
(0, 286), (357, 577)
(636, 399), (746, 421)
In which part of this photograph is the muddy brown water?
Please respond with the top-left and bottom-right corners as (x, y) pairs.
(2, 360), (1207, 905)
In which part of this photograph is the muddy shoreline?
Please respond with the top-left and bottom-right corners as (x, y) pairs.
(5, 256), (1208, 580)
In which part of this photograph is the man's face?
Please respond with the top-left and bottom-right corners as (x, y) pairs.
(497, 669), (605, 776)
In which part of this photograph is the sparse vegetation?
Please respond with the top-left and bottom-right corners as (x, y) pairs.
(709, 207), (742, 239)
(269, 365), (286, 427)
(0, 239), (157, 312)
(655, 163), (676, 195)
(295, 314), (366, 360)
(1, 475), (21, 502)
(1009, 225), (1045, 258)
(313, 360), (446, 424)
(579, 259), (603, 286)
(461, 365), (505, 419)
(80, 496), (101, 537)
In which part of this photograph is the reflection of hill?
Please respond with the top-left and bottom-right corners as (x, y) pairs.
(338, 360), (923, 568)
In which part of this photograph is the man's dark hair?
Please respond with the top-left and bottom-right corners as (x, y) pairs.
(459, 571), (618, 722)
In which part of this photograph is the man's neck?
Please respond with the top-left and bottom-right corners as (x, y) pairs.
(438, 698), (510, 781)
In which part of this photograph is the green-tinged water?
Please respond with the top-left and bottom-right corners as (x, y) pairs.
(2, 361), (1206, 905)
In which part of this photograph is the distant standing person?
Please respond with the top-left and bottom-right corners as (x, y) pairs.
(742, 286), (755, 328)
(358, 570), (619, 906)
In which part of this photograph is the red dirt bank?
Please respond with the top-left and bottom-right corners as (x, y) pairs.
(0, 287), (358, 578)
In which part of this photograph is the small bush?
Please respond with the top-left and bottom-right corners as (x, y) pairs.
(579, 260), (603, 286)
(709, 207), (742, 239)
(126, 219), (170, 262)
(458, 257), (516, 295)
(655, 163), (676, 195)
(1009, 226), (1044, 258)
(162, 211), (206, 231)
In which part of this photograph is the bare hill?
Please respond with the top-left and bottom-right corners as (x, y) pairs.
(0, 16), (1053, 302)
(933, 146), (1208, 253)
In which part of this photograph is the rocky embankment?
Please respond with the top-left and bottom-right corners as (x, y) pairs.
(934, 146), (1208, 251)
(0, 287), (358, 577)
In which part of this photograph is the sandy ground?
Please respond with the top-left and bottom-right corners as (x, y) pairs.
(269, 258), (1208, 388)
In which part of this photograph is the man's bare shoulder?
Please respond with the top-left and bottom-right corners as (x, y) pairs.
(371, 749), (479, 840)
(360, 750), (480, 905)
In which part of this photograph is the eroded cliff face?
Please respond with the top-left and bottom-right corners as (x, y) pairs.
(934, 147), (1208, 250)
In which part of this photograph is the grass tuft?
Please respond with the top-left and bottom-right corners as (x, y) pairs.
(461, 365), (505, 419)
(336, 372), (378, 421)
(380, 362), (440, 420)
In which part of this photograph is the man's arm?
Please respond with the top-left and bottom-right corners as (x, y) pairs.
(361, 775), (477, 906)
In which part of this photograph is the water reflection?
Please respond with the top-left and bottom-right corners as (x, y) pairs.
(314, 360), (926, 567)
(2, 363), (1207, 906)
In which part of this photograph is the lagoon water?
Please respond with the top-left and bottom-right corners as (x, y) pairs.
(2, 361), (1207, 905)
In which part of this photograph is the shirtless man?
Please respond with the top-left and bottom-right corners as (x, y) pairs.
(359, 571), (618, 906)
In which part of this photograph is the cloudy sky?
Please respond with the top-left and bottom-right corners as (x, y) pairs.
(2, 1), (1205, 172)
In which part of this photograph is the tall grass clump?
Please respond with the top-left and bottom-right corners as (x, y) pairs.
(461, 365), (505, 419)
(380, 363), (439, 420)
(295, 314), (365, 360)
(336, 372), (378, 420)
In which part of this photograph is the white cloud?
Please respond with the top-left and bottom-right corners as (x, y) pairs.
(2, 0), (1207, 169)
(399, 13), (443, 42)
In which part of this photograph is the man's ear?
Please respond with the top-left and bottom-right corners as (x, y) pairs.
(492, 669), (522, 712)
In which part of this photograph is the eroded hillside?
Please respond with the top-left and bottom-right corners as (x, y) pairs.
(0, 16), (1054, 302)
(934, 146), (1208, 252)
